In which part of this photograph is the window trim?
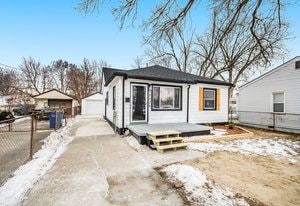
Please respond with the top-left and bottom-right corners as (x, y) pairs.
(130, 83), (148, 123)
(151, 84), (182, 111)
(203, 88), (217, 111)
(272, 92), (285, 113)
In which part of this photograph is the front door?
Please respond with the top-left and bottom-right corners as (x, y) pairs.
(131, 84), (147, 123)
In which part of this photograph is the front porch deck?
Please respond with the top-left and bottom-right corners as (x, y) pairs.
(128, 123), (211, 142)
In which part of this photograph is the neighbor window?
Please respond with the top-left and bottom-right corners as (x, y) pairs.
(203, 89), (216, 110)
(152, 86), (181, 110)
(113, 86), (116, 110)
(273, 92), (284, 113)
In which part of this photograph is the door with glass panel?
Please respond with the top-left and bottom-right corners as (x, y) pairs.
(131, 84), (148, 122)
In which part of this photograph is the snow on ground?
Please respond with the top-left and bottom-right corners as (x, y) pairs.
(0, 118), (77, 206)
(124, 136), (149, 152)
(161, 164), (249, 206)
(0, 116), (31, 128)
(189, 138), (300, 159)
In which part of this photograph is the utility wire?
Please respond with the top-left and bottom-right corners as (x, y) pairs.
(0, 62), (19, 71)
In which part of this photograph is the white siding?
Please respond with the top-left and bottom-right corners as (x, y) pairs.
(238, 57), (300, 133)
(123, 79), (188, 127)
(81, 93), (104, 116)
(104, 77), (230, 129)
(189, 84), (229, 123)
(104, 76), (123, 128)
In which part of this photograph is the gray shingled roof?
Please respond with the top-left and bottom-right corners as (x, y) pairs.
(103, 65), (232, 86)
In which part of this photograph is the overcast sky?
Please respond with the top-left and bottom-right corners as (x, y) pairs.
(0, 0), (299, 70)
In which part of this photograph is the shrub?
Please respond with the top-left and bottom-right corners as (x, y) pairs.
(228, 122), (235, 129)
(0, 111), (15, 122)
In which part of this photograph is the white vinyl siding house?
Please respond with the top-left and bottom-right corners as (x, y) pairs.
(102, 65), (231, 134)
(238, 56), (300, 134)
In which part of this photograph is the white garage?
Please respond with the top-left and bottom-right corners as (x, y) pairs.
(81, 93), (105, 116)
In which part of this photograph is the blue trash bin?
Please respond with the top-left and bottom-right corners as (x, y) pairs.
(48, 112), (56, 128)
(48, 112), (63, 129)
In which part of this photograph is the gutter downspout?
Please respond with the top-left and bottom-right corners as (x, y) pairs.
(122, 75), (127, 134)
(187, 85), (191, 123)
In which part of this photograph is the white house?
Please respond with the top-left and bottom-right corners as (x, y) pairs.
(238, 56), (300, 134)
(102, 65), (232, 135)
(81, 92), (104, 116)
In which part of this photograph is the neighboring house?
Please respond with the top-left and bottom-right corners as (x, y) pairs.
(229, 90), (239, 119)
(0, 96), (7, 110)
(238, 56), (300, 134)
(33, 89), (79, 115)
(102, 65), (232, 134)
(81, 92), (104, 116)
(0, 94), (34, 112)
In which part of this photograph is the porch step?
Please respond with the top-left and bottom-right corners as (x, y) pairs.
(154, 137), (184, 143)
(156, 143), (188, 153)
(147, 130), (188, 153)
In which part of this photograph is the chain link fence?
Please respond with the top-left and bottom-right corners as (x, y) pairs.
(238, 111), (300, 134)
(0, 107), (80, 184)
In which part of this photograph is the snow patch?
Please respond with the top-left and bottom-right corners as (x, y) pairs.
(162, 164), (249, 206)
(0, 118), (77, 206)
(124, 136), (149, 152)
(189, 138), (300, 158)
(211, 129), (228, 136)
(0, 116), (31, 128)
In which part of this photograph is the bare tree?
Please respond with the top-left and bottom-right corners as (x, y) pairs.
(194, 1), (288, 95)
(67, 58), (99, 103)
(51, 59), (69, 93)
(145, 24), (194, 72)
(19, 57), (52, 94)
(0, 68), (17, 95)
(131, 56), (145, 68)
(76, 0), (287, 63)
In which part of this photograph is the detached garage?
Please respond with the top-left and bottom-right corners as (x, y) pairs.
(81, 92), (104, 116)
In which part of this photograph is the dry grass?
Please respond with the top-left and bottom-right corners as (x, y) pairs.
(185, 152), (300, 206)
(242, 126), (300, 141)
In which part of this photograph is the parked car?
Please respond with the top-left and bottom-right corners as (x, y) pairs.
(12, 104), (30, 116)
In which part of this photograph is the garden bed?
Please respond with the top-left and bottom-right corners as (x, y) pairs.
(213, 124), (246, 135)
(186, 124), (254, 143)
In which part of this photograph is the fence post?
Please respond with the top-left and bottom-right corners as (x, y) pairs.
(8, 122), (12, 132)
(272, 113), (276, 130)
(30, 114), (35, 159)
(35, 114), (38, 131)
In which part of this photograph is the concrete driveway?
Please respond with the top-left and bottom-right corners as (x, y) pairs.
(23, 117), (188, 206)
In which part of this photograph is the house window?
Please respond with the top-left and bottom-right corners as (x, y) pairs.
(203, 88), (216, 110)
(273, 92), (284, 113)
(113, 86), (116, 110)
(152, 85), (181, 110)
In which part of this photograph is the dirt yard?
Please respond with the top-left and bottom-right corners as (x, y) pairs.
(185, 151), (300, 206)
(243, 126), (300, 141)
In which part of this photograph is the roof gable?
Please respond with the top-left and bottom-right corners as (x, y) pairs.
(34, 89), (75, 100)
(82, 92), (104, 100)
(239, 56), (300, 90)
(103, 65), (232, 86)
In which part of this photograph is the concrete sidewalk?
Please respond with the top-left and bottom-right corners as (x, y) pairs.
(23, 117), (184, 206)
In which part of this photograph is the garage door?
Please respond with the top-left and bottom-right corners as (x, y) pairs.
(85, 100), (104, 116)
